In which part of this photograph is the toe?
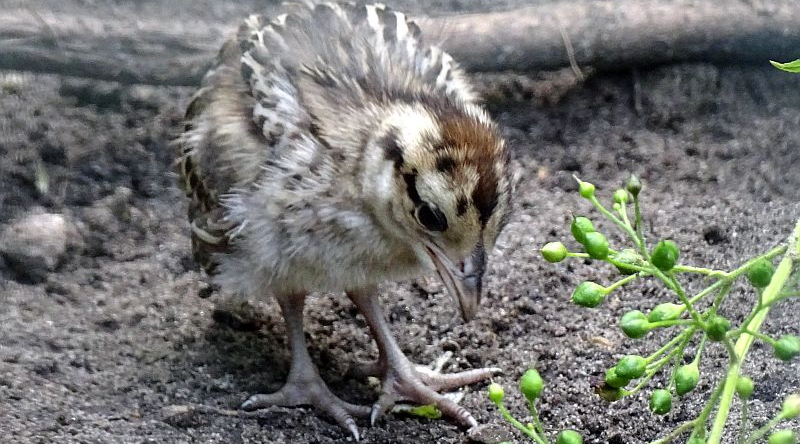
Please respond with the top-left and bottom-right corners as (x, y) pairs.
(410, 382), (477, 428)
(417, 367), (501, 391)
(320, 400), (361, 441)
(241, 392), (289, 411)
(369, 392), (396, 426)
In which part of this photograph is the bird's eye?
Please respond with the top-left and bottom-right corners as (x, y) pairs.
(415, 203), (448, 232)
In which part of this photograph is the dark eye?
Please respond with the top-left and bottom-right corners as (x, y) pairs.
(416, 203), (448, 232)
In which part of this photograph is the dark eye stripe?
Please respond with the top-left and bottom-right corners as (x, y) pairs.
(435, 156), (456, 173)
(456, 196), (468, 216)
(416, 203), (448, 232)
(403, 173), (421, 204)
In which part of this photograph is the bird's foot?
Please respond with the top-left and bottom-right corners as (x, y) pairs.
(241, 369), (370, 440)
(366, 351), (500, 427)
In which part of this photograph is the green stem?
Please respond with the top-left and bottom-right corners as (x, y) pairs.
(648, 420), (697, 444)
(495, 402), (549, 444)
(705, 220), (799, 444)
(660, 272), (705, 326)
(738, 400), (749, 444)
(692, 335), (708, 366)
(647, 328), (697, 363)
(632, 194), (645, 246)
(587, 195), (642, 250)
(606, 274), (639, 292)
(672, 264), (727, 275)
(741, 414), (786, 444)
(647, 319), (697, 329)
(740, 329), (777, 346)
(690, 378), (727, 438)
(566, 252), (590, 259)
(528, 401), (547, 437)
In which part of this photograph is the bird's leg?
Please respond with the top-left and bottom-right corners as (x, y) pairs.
(241, 293), (369, 439)
(347, 289), (499, 428)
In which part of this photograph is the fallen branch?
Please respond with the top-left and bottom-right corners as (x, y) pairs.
(1, 0), (799, 86)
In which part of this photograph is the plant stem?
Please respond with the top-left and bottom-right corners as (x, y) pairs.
(741, 414), (786, 444)
(528, 401), (547, 437)
(495, 402), (549, 444)
(648, 420), (697, 444)
(705, 219), (799, 444)
(738, 399), (749, 444)
(740, 329), (777, 345)
(606, 274), (639, 292)
(672, 264), (726, 275)
(689, 376), (728, 439)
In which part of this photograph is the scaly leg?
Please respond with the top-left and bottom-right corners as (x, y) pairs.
(347, 289), (499, 428)
(241, 293), (370, 439)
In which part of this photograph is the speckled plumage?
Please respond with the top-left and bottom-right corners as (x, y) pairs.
(176, 2), (511, 438)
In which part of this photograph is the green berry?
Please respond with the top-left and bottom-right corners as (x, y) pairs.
(626, 175), (642, 197)
(604, 367), (630, 389)
(541, 242), (568, 263)
(675, 363), (700, 396)
(735, 376), (754, 399)
(651, 240), (680, 271)
(583, 232), (610, 260)
(615, 355), (647, 379)
(620, 310), (650, 339)
(570, 216), (595, 244)
(571, 281), (608, 308)
(650, 389), (672, 415)
(488, 383), (504, 404)
(781, 394), (800, 419)
(613, 189), (629, 204)
(647, 303), (684, 323)
(613, 249), (643, 275)
(773, 335), (800, 361)
(747, 258), (775, 288)
(578, 181), (596, 199)
(556, 430), (583, 444)
(768, 430), (797, 444)
(705, 315), (731, 342)
(519, 369), (544, 402)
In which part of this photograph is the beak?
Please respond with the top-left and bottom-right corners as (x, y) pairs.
(425, 242), (486, 322)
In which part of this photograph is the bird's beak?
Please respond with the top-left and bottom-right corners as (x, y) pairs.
(425, 242), (486, 322)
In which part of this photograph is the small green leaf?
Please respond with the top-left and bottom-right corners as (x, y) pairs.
(405, 404), (442, 419)
(771, 59), (800, 73)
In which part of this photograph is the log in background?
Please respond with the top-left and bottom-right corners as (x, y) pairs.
(2, 0), (799, 86)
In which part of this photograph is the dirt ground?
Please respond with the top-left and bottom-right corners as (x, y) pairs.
(1, 1), (800, 444)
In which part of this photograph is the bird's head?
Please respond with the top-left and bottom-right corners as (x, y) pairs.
(365, 101), (512, 321)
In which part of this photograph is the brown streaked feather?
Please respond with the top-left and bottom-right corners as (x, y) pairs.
(438, 113), (506, 226)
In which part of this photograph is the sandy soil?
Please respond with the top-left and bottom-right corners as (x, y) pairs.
(1, 1), (799, 444)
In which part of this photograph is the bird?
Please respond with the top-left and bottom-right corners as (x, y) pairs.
(175, 1), (512, 440)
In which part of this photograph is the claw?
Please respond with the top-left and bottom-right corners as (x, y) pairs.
(369, 393), (395, 426)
